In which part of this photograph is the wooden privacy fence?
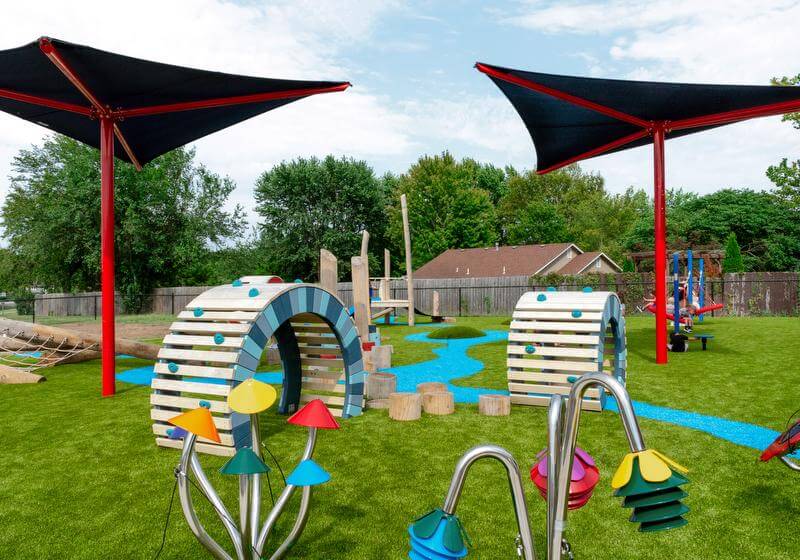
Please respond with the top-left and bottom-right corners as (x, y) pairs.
(31, 272), (800, 318)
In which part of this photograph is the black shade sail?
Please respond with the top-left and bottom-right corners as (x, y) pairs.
(0, 38), (350, 166)
(476, 62), (800, 173)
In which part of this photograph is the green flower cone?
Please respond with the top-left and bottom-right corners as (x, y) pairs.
(614, 457), (690, 532)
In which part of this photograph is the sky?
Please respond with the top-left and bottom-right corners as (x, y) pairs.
(1, 0), (799, 224)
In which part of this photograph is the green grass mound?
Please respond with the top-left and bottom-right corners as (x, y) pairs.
(427, 325), (486, 339)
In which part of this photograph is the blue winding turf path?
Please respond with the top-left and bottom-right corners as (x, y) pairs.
(382, 330), (509, 403)
(116, 328), (787, 453)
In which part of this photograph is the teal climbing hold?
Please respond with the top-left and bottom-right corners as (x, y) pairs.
(547, 286), (557, 292)
(572, 310), (582, 318)
(248, 288), (259, 297)
(294, 279), (303, 284)
(232, 279), (243, 287)
(193, 308), (204, 317)
(214, 333), (224, 345)
(199, 400), (211, 409)
(167, 362), (179, 373)
(567, 376), (578, 383)
(537, 294), (547, 302)
(525, 345), (536, 354)
(582, 286), (593, 293)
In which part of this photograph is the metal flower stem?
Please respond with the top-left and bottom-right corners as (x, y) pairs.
(780, 456), (800, 472)
(177, 424), (319, 560)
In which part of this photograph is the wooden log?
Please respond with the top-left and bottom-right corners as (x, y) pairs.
(422, 391), (454, 415)
(319, 249), (339, 296)
(366, 398), (390, 409)
(416, 381), (448, 394)
(389, 392), (421, 421)
(0, 364), (45, 384)
(478, 395), (511, 416)
(366, 372), (397, 399)
(0, 318), (159, 360)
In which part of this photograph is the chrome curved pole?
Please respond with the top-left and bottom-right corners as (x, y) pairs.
(551, 374), (646, 560)
(269, 486), (313, 560)
(441, 444), (537, 560)
(780, 456), (800, 472)
(249, 414), (263, 552)
(177, 434), (236, 560)
(189, 453), (246, 560)
(255, 426), (318, 555)
(546, 395), (563, 560)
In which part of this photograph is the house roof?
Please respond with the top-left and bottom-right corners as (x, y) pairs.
(415, 243), (579, 279)
(557, 251), (622, 274)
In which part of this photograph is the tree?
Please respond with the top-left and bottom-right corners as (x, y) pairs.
(723, 233), (745, 273)
(767, 158), (800, 212)
(504, 201), (568, 245)
(387, 152), (498, 269)
(254, 156), (388, 281)
(2, 136), (245, 308)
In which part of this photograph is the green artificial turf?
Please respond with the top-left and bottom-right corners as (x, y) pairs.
(426, 325), (486, 339)
(1, 315), (799, 559)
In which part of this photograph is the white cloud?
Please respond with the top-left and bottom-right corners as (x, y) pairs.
(0, 0), (411, 224)
(496, 0), (800, 194)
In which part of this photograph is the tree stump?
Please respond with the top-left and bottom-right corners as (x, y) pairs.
(416, 381), (448, 394)
(479, 394), (511, 416)
(367, 372), (397, 399)
(367, 399), (390, 410)
(389, 392), (422, 421)
(0, 365), (44, 384)
(422, 391), (454, 415)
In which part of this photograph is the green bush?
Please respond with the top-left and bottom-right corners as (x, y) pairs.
(427, 325), (486, 339)
(10, 288), (34, 316)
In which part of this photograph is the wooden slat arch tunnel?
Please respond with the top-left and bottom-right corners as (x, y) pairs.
(507, 289), (627, 412)
(151, 276), (366, 456)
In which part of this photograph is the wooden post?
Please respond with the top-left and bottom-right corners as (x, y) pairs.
(432, 290), (441, 318)
(384, 248), (391, 278)
(319, 249), (338, 296)
(389, 392), (422, 421)
(479, 395), (511, 416)
(360, 230), (370, 259)
(401, 194), (415, 326)
(422, 391), (455, 415)
(351, 256), (370, 345)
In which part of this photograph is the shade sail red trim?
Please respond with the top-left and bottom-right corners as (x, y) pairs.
(114, 82), (351, 118)
(669, 98), (800, 131)
(475, 62), (651, 129)
(0, 87), (91, 115)
(40, 37), (108, 117)
(536, 129), (651, 174)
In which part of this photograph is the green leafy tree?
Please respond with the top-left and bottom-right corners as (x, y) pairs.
(504, 201), (568, 245)
(766, 158), (800, 212)
(2, 136), (244, 308)
(254, 156), (388, 280)
(722, 232), (745, 273)
(387, 152), (498, 270)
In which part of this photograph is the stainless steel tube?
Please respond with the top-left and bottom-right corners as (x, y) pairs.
(269, 486), (313, 560)
(780, 456), (800, 472)
(255, 426), (318, 555)
(249, 413), (263, 551)
(441, 444), (537, 560)
(177, 434), (235, 560)
(546, 395), (563, 560)
(551, 374), (646, 560)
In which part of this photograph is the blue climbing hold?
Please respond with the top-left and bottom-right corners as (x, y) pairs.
(572, 310), (582, 318)
(567, 376), (578, 383)
(582, 286), (593, 293)
(248, 288), (259, 297)
(294, 278), (303, 284)
(525, 345), (536, 354)
(214, 333), (224, 345)
(193, 308), (204, 317)
(232, 279), (243, 287)
(199, 400), (211, 409)
(547, 286), (557, 292)
(537, 294), (547, 302)
(287, 459), (330, 486)
(167, 362), (179, 373)
(167, 427), (187, 440)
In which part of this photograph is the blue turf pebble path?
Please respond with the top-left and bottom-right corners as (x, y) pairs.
(115, 329), (787, 453)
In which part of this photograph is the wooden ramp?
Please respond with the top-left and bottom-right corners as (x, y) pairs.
(507, 290), (626, 412)
(151, 277), (366, 456)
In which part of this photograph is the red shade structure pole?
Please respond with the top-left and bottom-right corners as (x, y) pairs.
(99, 118), (116, 395)
(652, 125), (667, 364)
(475, 61), (800, 364)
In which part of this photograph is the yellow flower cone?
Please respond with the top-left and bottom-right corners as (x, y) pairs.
(612, 449), (689, 489)
(228, 379), (277, 414)
(612, 453), (635, 489)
